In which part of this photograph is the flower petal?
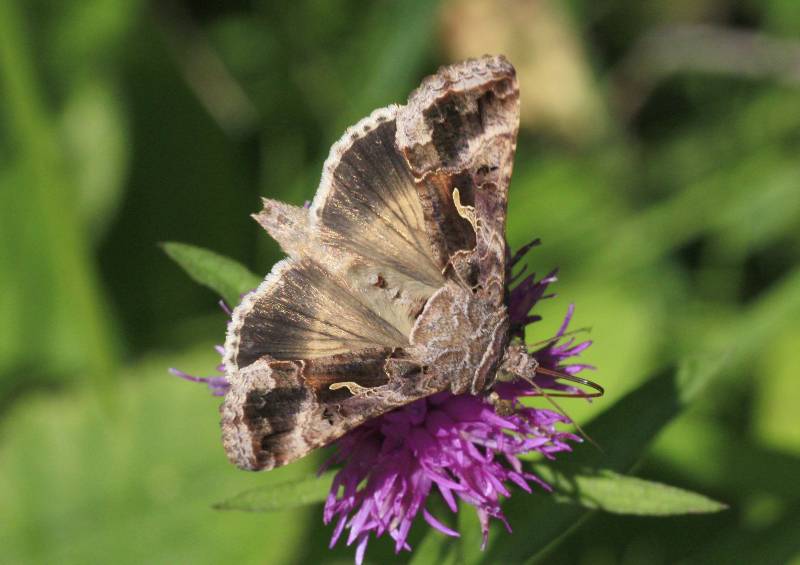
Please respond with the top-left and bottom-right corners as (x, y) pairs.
(422, 509), (461, 537)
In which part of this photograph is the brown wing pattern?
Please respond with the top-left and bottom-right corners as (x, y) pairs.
(311, 107), (443, 288)
(254, 106), (445, 337)
(223, 109), (450, 471)
(222, 349), (435, 470)
(397, 55), (520, 304)
(222, 56), (520, 471)
(224, 258), (407, 369)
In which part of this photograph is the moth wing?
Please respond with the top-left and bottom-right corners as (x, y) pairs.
(222, 253), (443, 471)
(224, 258), (407, 370)
(223, 107), (460, 471)
(397, 55), (520, 303)
(310, 106), (443, 288)
(255, 106), (446, 336)
(221, 350), (434, 470)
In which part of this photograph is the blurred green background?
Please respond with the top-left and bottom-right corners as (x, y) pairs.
(1, 0), (800, 563)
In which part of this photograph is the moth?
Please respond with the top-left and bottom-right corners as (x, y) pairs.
(221, 55), (597, 471)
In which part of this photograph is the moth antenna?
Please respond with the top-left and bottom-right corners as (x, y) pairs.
(534, 366), (604, 398)
(513, 371), (602, 451)
(500, 346), (603, 450)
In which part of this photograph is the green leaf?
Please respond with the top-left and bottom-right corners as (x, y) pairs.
(161, 242), (261, 307)
(532, 466), (727, 515)
(214, 471), (335, 512)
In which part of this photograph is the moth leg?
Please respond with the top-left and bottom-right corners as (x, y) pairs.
(452, 188), (479, 233)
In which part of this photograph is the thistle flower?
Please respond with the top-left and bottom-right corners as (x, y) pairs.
(173, 241), (594, 564)
(168, 345), (230, 397)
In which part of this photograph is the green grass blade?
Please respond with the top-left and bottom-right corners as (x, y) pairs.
(0, 0), (119, 390)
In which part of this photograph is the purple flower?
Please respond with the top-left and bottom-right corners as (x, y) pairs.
(168, 345), (230, 397)
(321, 389), (579, 563)
(169, 301), (232, 396)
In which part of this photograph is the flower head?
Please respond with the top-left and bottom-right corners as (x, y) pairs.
(321, 387), (578, 562)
